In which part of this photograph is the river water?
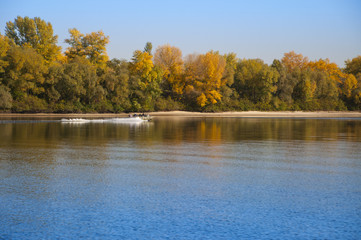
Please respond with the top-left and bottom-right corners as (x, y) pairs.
(0, 117), (360, 239)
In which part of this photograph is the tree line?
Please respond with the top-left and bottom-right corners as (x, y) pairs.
(0, 16), (360, 113)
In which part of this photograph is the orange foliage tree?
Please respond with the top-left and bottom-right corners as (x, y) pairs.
(281, 51), (309, 72)
(307, 58), (346, 84)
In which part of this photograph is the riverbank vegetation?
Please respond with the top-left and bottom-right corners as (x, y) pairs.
(0, 16), (360, 113)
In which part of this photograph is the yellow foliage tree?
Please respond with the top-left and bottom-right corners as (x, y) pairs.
(65, 28), (109, 69)
(197, 93), (207, 107)
(5, 16), (61, 64)
(341, 74), (358, 98)
(129, 46), (162, 111)
(0, 34), (10, 74)
(130, 50), (155, 83)
(184, 51), (226, 107)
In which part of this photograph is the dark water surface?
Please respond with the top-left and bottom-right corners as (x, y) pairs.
(0, 117), (361, 239)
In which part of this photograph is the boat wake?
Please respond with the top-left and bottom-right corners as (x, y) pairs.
(61, 117), (147, 124)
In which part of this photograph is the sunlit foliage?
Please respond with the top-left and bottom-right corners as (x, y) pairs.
(154, 44), (184, 97)
(184, 51), (226, 107)
(0, 16), (360, 112)
(5, 16), (61, 64)
(282, 51), (309, 72)
(65, 28), (109, 69)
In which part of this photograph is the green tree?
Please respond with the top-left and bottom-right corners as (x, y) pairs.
(5, 16), (61, 64)
(45, 62), (63, 103)
(234, 59), (279, 104)
(0, 85), (12, 110)
(271, 59), (298, 104)
(102, 59), (131, 111)
(345, 56), (361, 77)
(292, 69), (317, 109)
(55, 57), (102, 106)
(144, 42), (153, 55)
(219, 53), (238, 109)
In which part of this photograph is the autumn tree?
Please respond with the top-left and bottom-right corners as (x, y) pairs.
(307, 58), (346, 84)
(307, 58), (356, 108)
(0, 34), (10, 77)
(5, 16), (61, 64)
(281, 51), (309, 72)
(129, 44), (161, 111)
(183, 51), (226, 108)
(341, 74), (357, 99)
(154, 44), (184, 97)
(65, 28), (109, 69)
(2, 45), (48, 111)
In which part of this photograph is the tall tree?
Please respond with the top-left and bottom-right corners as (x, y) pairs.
(5, 16), (61, 64)
(154, 44), (184, 97)
(281, 51), (309, 72)
(144, 42), (153, 55)
(271, 59), (298, 103)
(219, 53), (238, 107)
(65, 28), (110, 69)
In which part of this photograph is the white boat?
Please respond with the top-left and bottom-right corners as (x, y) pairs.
(61, 118), (91, 123)
(61, 117), (149, 124)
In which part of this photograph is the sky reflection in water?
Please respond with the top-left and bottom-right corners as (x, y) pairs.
(0, 118), (360, 239)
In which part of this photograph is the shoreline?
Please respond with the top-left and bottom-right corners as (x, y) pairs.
(1, 111), (361, 118)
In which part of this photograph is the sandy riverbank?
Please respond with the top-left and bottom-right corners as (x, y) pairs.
(1, 111), (361, 118)
(148, 111), (361, 118)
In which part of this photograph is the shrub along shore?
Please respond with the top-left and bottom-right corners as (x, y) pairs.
(1, 17), (361, 113)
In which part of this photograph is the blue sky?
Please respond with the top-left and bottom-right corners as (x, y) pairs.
(1, 0), (360, 66)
